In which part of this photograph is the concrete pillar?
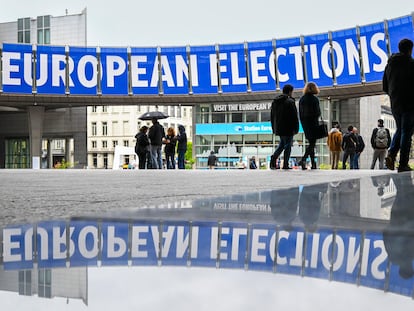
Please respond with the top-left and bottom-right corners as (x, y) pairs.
(27, 106), (45, 169)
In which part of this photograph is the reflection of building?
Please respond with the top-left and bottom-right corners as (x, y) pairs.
(0, 10), (88, 168)
(0, 266), (88, 305)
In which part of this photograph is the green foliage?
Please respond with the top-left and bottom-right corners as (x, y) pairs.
(185, 141), (195, 169)
(55, 159), (77, 169)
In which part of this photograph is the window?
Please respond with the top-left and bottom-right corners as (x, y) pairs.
(102, 122), (108, 136)
(38, 269), (51, 298)
(112, 140), (118, 148)
(123, 121), (129, 135)
(37, 15), (50, 44)
(92, 122), (97, 136)
(93, 153), (98, 167)
(102, 141), (108, 148)
(18, 270), (32, 296)
(92, 141), (97, 148)
(102, 106), (108, 112)
(123, 140), (129, 147)
(231, 112), (242, 122)
(18, 17), (31, 43)
(92, 106), (97, 112)
(103, 153), (108, 169)
(112, 121), (119, 136)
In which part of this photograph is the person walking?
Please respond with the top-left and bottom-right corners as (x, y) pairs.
(342, 125), (357, 169)
(327, 123), (342, 169)
(270, 84), (299, 170)
(176, 125), (187, 169)
(134, 125), (150, 169)
(298, 82), (322, 170)
(164, 127), (177, 169)
(352, 127), (365, 169)
(207, 151), (217, 169)
(370, 119), (391, 169)
(148, 117), (166, 169)
(383, 38), (414, 172)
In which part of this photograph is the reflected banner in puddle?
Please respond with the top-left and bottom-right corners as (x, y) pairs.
(1, 173), (414, 305)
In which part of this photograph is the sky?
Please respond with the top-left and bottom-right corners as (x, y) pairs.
(1, 1), (414, 310)
(0, 0), (413, 47)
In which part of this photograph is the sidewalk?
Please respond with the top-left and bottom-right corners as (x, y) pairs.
(0, 169), (395, 226)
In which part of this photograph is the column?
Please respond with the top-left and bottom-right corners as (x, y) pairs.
(27, 106), (45, 169)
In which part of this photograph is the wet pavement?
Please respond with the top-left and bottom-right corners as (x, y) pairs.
(0, 169), (395, 226)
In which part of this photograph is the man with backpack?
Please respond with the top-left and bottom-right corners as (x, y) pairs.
(370, 119), (391, 169)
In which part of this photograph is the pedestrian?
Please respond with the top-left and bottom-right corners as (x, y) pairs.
(327, 123), (342, 169)
(176, 125), (187, 169)
(370, 119), (391, 169)
(207, 151), (217, 169)
(341, 125), (357, 169)
(249, 156), (258, 169)
(135, 125), (150, 169)
(270, 84), (299, 170)
(352, 127), (365, 169)
(148, 117), (165, 169)
(298, 82), (322, 170)
(383, 38), (414, 173)
(164, 127), (177, 169)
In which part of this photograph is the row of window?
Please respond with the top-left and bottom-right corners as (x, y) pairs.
(90, 140), (129, 149)
(90, 105), (188, 118)
(17, 15), (50, 44)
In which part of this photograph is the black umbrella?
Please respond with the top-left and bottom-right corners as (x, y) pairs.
(138, 111), (169, 120)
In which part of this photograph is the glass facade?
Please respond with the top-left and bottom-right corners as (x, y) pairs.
(5, 138), (30, 168)
(194, 101), (330, 169)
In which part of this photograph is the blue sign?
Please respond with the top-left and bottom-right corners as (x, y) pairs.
(0, 14), (413, 97)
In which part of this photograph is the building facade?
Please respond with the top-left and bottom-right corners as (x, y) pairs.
(87, 104), (192, 169)
(0, 9), (88, 168)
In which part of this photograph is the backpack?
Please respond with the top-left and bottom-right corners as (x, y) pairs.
(375, 127), (388, 148)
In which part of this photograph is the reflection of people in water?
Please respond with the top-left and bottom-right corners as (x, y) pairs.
(329, 179), (360, 217)
(298, 183), (328, 231)
(371, 174), (391, 197)
(270, 188), (299, 230)
(383, 174), (414, 279)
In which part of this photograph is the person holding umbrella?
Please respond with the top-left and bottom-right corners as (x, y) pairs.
(148, 117), (166, 169)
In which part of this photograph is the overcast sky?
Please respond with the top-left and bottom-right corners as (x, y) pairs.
(0, 0), (413, 47)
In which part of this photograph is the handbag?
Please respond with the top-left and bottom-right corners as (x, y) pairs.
(314, 118), (328, 139)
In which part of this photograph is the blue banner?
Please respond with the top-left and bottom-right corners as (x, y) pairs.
(189, 45), (218, 94)
(303, 33), (334, 87)
(247, 40), (276, 92)
(1, 220), (414, 298)
(36, 45), (67, 95)
(196, 122), (304, 135)
(359, 22), (388, 83)
(275, 37), (305, 89)
(0, 14), (413, 98)
(100, 47), (128, 95)
(218, 43), (248, 93)
(68, 47), (98, 95)
(130, 47), (159, 95)
(2, 43), (33, 94)
(330, 28), (362, 85)
(160, 46), (189, 95)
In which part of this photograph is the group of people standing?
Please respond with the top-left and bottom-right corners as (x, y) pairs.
(134, 117), (187, 169)
(270, 38), (414, 172)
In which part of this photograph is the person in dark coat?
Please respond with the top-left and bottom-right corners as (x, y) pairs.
(298, 82), (322, 170)
(270, 84), (299, 170)
(148, 117), (166, 169)
(207, 151), (217, 169)
(383, 38), (414, 172)
(164, 127), (177, 169)
(176, 125), (187, 169)
(342, 125), (357, 169)
(135, 126), (150, 169)
(352, 127), (365, 169)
